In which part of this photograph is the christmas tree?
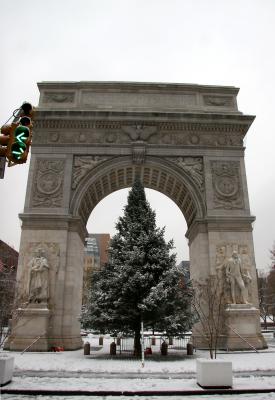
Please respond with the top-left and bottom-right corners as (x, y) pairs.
(82, 178), (193, 355)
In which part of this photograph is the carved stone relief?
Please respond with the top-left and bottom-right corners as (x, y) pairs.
(211, 161), (243, 209)
(167, 157), (204, 191)
(22, 242), (60, 304)
(31, 160), (65, 207)
(72, 156), (110, 189)
(132, 145), (146, 164)
(215, 244), (252, 304)
(122, 125), (157, 142)
(43, 92), (75, 103)
(33, 122), (244, 148)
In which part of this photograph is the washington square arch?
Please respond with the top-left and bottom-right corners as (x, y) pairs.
(6, 81), (266, 351)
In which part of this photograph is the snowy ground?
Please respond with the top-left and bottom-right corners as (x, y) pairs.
(1, 334), (275, 399)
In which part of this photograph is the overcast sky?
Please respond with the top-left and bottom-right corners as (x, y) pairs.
(0, 0), (274, 270)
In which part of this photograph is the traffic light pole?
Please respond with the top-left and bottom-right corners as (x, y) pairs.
(0, 156), (5, 179)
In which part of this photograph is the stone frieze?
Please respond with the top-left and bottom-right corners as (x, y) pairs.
(33, 125), (244, 148)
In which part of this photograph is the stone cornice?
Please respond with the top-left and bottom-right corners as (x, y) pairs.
(34, 112), (254, 135)
(19, 213), (87, 242)
(37, 81), (240, 94)
(186, 216), (256, 243)
(35, 109), (253, 123)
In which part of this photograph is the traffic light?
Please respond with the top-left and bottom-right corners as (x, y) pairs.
(7, 120), (32, 164)
(7, 103), (33, 164)
(0, 102), (34, 165)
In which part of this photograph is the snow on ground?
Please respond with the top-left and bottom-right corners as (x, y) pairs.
(1, 335), (275, 399)
(7, 335), (275, 374)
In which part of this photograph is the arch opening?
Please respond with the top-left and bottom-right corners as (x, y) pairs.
(86, 188), (189, 265)
(71, 156), (206, 233)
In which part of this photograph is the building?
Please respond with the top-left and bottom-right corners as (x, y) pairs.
(0, 240), (18, 272)
(0, 240), (18, 329)
(82, 233), (110, 304)
(178, 261), (190, 283)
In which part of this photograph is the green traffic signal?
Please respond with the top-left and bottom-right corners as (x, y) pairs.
(11, 126), (30, 160)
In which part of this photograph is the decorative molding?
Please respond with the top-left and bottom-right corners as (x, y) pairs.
(33, 128), (244, 149)
(211, 161), (244, 209)
(34, 119), (248, 135)
(72, 156), (110, 189)
(167, 157), (204, 191)
(31, 160), (65, 207)
(43, 92), (75, 103)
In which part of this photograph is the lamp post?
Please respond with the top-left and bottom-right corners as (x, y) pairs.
(141, 320), (145, 368)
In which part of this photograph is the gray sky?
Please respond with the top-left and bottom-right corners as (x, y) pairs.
(0, 0), (274, 269)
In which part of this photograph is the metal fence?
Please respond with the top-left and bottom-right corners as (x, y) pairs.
(116, 334), (192, 355)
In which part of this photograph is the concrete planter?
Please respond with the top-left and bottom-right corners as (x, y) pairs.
(0, 354), (14, 386)
(196, 359), (232, 388)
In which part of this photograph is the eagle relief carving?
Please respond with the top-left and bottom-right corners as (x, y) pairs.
(122, 125), (157, 142)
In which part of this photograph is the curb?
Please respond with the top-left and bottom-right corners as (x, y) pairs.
(1, 388), (275, 396)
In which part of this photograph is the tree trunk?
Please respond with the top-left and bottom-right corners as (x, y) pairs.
(134, 328), (141, 356)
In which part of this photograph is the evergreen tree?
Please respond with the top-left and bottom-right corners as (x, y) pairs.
(82, 178), (193, 355)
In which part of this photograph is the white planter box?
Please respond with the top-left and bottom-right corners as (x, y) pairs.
(196, 359), (232, 388)
(0, 355), (14, 386)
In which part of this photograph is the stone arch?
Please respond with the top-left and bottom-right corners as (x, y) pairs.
(71, 156), (206, 229)
(7, 81), (266, 352)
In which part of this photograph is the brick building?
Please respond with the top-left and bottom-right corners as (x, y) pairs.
(0, 240), (18, 272)
(0, 240), (18, 328)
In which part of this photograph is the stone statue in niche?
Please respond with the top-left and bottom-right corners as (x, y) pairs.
(28, 248), (50, 304)
(225, 251), (249, 304)
(215, 245), (252, 304)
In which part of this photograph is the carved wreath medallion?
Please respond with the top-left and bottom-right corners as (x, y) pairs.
(31, 160), (65, 207)
(211, 161), (243, 209)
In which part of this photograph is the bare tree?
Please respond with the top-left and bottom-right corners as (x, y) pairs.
(0, 264), (16, 349)
(191, 275), (226, 359)
(257, 244), (275, 330)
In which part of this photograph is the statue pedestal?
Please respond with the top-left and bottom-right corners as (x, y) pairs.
(7, 304), (50, 352)
(223, 304), (267, 350)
